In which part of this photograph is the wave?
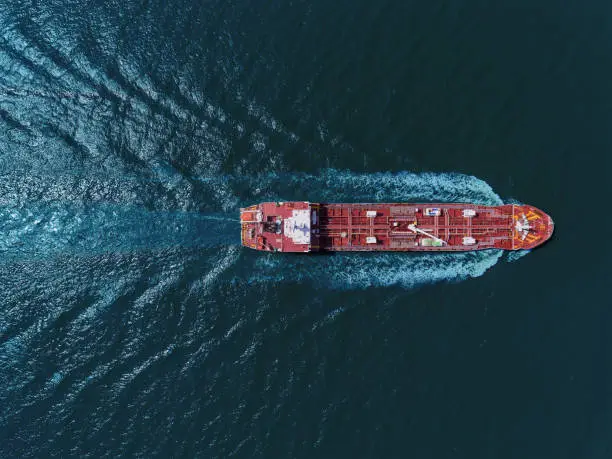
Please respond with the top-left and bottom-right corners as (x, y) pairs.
(0, 169), (513, 286)
(194, 168), (504, 211)
(0, 25), (510, 288)
(0, 203), (238, 261)
(249, 249), (503, 289)
(228, 169), (506, 288)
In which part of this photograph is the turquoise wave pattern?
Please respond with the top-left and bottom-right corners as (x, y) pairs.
(1, 169), (511, 289)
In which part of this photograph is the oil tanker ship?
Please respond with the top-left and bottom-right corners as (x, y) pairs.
(240, 202), (554, 252)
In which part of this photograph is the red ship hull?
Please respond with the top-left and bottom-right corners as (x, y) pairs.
(240, 202), (554, 253)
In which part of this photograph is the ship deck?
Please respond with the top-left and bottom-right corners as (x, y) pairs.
(240, 202), (553, 252)
(313, 204), (516, 251)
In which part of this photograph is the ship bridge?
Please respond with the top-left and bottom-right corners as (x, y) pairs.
(240, 202), (315, 252)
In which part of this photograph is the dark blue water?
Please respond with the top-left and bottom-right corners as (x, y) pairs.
(1, 1), (611, 457)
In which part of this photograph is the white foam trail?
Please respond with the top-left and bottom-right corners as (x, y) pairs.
(506, 249), (531, 263)
(194, 168), (503, 211)
(0, 203), (239, 260)
(0, 169), (511, 287)
(249, 250), (503, 289)
(224, 169), (505, 289)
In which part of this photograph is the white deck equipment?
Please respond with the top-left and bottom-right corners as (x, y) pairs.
(283, 209), (311, 244)
(407, 224), (447, 245)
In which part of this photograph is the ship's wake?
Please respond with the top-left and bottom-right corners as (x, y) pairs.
(225, 169), (506, 288)
(248, 249), (503, 289)
(0, 203), (238, 261)
(194, 168), (504, 212)
(0, 169), (516, 288)
(0, 21), (515, 288)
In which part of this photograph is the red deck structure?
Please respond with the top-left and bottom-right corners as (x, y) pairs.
(240, 202), (554, 253)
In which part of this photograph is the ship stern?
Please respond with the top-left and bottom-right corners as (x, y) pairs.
(240, 205), (261, 250)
